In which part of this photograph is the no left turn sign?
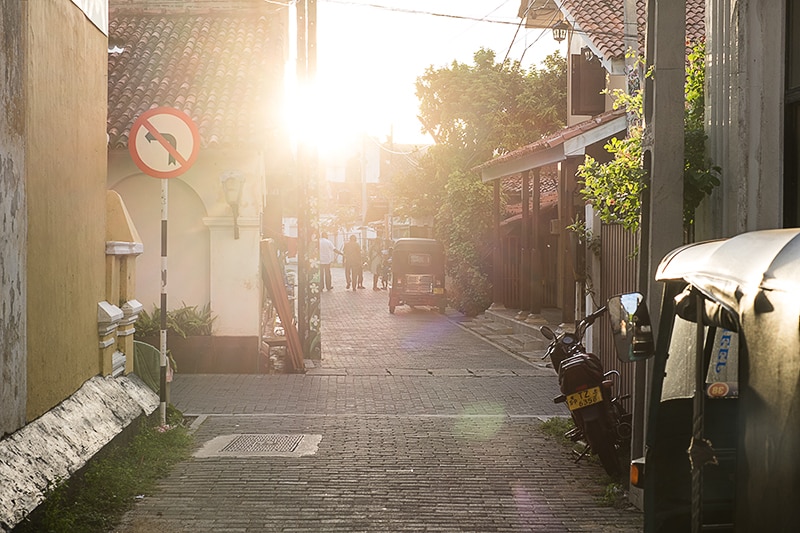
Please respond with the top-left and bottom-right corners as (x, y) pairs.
(129, 107), (200, 178)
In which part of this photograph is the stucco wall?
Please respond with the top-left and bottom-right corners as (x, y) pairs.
(25, 0), (108, 419)
(1, 0), (28, 436)
(108, 150), (263, 336)
(703, 0), (785, 238)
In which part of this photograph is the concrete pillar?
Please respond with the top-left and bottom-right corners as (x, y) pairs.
(119, 298), (143, 374)
(203, 216), (261, 336)
(98, 301), (123, 376)
(632, 0), (687, 512)
(642, 0), (685, 338)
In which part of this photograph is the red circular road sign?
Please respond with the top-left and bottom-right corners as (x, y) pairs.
(129, 107), (200, 178)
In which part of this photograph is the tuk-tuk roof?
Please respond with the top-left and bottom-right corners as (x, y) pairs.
(392, 238), (444, 254)
(656, 228), (800, 315)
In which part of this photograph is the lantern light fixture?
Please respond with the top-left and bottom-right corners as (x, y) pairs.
(552, 20), (569, 43)
(220, 170), (245, 239)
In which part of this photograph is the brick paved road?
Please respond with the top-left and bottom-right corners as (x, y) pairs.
(116, 266), (642, 532)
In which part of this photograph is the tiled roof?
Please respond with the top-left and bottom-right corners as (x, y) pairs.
(561, 0), (705, 63)
(501, 165), (559, 196)
(502, 165), (559, 215)
(475, 108), (626, 172)
(107, 1), (286, 150)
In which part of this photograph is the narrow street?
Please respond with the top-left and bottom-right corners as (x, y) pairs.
(115, 266), (643, 532)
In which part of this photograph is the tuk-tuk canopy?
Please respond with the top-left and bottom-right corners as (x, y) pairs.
(655, 228), (800, 318)
(393, 238), (444, 255)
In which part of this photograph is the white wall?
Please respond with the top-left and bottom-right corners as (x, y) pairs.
(108, 150), (265, 336)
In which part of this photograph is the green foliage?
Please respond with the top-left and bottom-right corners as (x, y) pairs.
(134, 303), (216, 339)
(396, 49), (566, 314)
(394, 49), (566, 221)
(16, 407), (193, 533)
(578, 134), (646, 232)
(566, 219), (602, 258)
(596, 481), (629, 508)
(683, 41), (721, 232)
(538, 416), (576, 446)
(133, 307), (161, 338)
(576, 42), (720, 238)
(436, 171), (494, 316)
(168, 303), (215, 337)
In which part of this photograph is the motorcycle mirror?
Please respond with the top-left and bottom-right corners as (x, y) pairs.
(607, 292), (655, 362)
(539, 325), (556, 340)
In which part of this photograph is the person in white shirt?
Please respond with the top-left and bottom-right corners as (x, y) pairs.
(319, 232), (336, 291)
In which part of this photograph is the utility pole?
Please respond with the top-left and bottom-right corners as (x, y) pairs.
(296, 0), (320, 361)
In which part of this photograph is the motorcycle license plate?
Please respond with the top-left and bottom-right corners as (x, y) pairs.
(566, 386), (602, 411)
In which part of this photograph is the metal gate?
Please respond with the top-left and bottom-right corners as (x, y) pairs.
(597, 224), (639, 402)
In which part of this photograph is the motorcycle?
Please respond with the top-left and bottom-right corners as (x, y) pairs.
(540, 306), (632, 477)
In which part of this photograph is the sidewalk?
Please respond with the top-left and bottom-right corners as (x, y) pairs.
(115, 266), (642, 532)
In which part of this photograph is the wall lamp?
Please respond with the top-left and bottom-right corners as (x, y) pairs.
(582, 46), (596, 63)
(220, 170), (245, 239)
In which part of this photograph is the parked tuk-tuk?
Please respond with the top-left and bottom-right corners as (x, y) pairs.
(607, 229), (800, 532)
(388, 238), (446, 314)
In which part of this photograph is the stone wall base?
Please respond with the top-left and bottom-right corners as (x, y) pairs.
(0, 374), (158, 530)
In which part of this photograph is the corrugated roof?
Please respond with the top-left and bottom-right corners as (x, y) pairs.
(107, 1), (285, 150)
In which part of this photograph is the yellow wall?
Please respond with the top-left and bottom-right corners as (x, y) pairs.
(25, 1), (107, 419)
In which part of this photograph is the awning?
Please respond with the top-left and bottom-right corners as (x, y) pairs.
(475, 109), (627, 182)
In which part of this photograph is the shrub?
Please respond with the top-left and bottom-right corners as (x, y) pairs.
(134, 303), (216, 339)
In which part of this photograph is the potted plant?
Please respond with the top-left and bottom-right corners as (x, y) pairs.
(134, 303), (216, 373)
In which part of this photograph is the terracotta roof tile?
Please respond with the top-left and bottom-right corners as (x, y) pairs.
(475, 108), (626, 172)
(501, 164), (559, 216)
(107, 3), (285, 150)
(501, 165), (559, 196)
(561, 0), (705, 63)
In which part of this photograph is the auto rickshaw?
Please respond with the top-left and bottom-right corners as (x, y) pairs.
(388, 238), (446, 314)
(606, 228), (800, 532)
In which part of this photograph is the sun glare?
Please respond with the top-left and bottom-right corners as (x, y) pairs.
(283, 73), (368, 160)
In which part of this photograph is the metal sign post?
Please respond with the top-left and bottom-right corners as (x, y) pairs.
(129, 107), (200, 424)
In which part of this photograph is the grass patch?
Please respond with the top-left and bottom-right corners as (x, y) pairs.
(15, 406), (193, 533)
(596, 479), (629, 508)
(538, 416), (631, 507)
(538, 416), (576, 446)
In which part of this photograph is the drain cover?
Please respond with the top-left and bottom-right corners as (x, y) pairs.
(194, 434), (322, 458)
(222, 434), (304, 453)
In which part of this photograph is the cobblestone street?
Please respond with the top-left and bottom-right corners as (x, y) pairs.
(115, 266), (642, 532)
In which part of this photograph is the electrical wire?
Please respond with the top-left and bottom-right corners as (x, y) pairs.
(322, 0), (523, 27)
(502, 0), (531, 63)
(518, 7), (561, 63)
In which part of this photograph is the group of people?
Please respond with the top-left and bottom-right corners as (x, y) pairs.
(318, 233), (391, 292)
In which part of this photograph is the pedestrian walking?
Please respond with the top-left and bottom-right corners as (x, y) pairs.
(370, 248), (383, 291)
(343, 235), (364, 290)
(319, 232), (335, 291)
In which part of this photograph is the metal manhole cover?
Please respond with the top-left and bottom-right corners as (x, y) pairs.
(222, 434), (303, 453)
(194, 434), (322, 458)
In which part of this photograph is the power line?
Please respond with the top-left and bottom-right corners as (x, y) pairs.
(502, 0), (531, 63)
(322, 0), (523, 26)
